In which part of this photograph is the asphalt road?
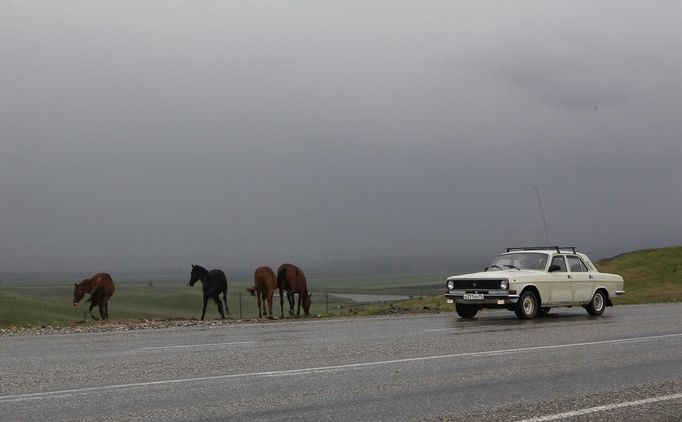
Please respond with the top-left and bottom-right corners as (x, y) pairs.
(1, 303), (681, 421)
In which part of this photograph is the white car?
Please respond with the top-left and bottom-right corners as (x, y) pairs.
(445, 247), (625, 320)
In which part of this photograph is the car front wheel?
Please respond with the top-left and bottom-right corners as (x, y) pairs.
(515, 290), (539, 320)
(586, 290), (606, 316)
(455, 303), (478, 319)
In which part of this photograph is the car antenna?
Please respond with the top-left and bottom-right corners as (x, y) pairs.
(535, 186), (550, 245)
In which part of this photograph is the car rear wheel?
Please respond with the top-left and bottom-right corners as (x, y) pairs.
(586, 290), (606, 316)
(538, 307), (551, 316)
(455, 303), (478, 319)
(515, 290), (538, 320)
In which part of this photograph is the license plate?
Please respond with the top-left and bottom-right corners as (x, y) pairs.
(463, 293), (484, 300)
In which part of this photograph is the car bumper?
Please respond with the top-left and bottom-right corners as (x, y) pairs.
(445, 290), (519, 305)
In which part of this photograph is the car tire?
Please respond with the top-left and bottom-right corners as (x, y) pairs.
(515, 290), (539, 320)
(586, 290), (606, 316)
(538, 307), (551, 316)
(455, 303), (478, 319)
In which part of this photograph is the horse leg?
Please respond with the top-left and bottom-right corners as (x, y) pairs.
(89, 302), (98, 320)
(287, 293), (295, 316)
(98, 303), (106, 320)
(279, 287), (285, 319)
(215, 297), (226, 319)
(104, 301), (109, 320)
(223, 288), (229, 314)
(201, 295), (208, 321)
(257, 291), (263, 319)
(296, 293), (302, 316)
(266, 290), (274, 320)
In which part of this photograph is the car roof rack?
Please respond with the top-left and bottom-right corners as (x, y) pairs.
(506, 246), (576, 254)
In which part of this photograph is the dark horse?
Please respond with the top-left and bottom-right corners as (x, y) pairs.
(277, 263), (311, 317)
(188, 264), (229, 320)
(247, 266), (278, 319)
(73, 273), (116, 320)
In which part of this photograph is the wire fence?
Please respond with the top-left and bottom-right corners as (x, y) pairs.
(230, 290), (439, 319)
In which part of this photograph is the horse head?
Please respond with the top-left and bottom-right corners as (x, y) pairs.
(302, 292), (312, 315)
(189, 264), (206, 287)
(73, 281), (87, 306)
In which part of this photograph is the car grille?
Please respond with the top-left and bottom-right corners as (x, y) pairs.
(451, 279), (503, 290)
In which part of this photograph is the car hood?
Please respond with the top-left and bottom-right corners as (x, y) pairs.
(447, 270), (541, 280)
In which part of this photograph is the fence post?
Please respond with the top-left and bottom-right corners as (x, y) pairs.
(239, 292), (242, 319)
(326, 293), (329, 315)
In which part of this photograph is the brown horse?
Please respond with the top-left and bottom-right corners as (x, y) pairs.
(277, 263), (311, 317)
(73, 273), (116, 320)
(246, 266), (278, 319)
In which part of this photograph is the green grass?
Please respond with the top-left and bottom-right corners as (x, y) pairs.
(343, 295), (452, 316)
(306, 272), (444, 294)
(596, 246), (682, 304)
(0, 273), (445, 328)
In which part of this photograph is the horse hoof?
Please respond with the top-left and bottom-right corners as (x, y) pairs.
(268, 315), (274, 320)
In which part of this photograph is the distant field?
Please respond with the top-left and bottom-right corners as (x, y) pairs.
(0, 273), (445, 328)
(596, 246), (682, 304)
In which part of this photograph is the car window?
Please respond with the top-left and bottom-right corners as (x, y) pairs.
(567, 256), (588, 272)
(550, 255), (567, 272)
(491, 253), (548, 270)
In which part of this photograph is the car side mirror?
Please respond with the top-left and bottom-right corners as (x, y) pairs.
(548, 264), (561, 273)
(484, 267), (488, 272)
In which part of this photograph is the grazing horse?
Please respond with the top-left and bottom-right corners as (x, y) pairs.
(277, 263), (311, 317)
(188, 264), (229, 320)
(73, 273), (116, 320)
(246, 266), (278, 319)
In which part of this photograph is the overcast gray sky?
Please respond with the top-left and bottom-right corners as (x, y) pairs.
(1, 1), (681, 274)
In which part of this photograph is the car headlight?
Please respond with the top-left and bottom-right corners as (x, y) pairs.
(446, 280), (455, 290)
(500, 279), (509, 290)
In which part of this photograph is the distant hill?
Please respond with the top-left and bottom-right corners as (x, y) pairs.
(596, 246), (682, 304)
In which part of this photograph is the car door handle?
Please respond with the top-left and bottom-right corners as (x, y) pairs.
(567, 275), (572, 279)
(589, 275), (593, 279)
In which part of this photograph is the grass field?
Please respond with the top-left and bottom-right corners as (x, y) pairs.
(0, 273), (445, 328)
(596, 246), (682, 304)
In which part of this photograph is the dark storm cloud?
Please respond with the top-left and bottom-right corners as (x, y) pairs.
(1, 1), (681, 274)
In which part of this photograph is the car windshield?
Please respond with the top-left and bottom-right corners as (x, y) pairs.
(489, 253), (548, 271)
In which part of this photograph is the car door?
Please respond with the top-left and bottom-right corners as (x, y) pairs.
(547, 255), (572, 304)
(567, 255), (593, 304)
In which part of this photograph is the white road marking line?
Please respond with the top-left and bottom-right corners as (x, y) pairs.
(518, 392), (682, 422)
(139, 341), (255, 350)
(425, 325), (500, 332)
(1, 332), (680, 403)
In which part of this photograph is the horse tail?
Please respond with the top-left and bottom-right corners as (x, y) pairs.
(277, 266), (287, 290)
(246, 286), (257, 296)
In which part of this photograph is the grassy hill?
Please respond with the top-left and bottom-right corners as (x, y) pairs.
(596, 246), (682, 304)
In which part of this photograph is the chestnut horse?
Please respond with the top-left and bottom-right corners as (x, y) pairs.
(73, 273), (116, 320)
(188, 264), (229, 320)
(277, 263), (311, 317)
(247, 266), (278, 319)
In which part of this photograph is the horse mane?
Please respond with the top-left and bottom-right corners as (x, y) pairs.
(193, 264), (208, 275)
(296, 266), (307, 285)
(76, 277), (94, 291)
